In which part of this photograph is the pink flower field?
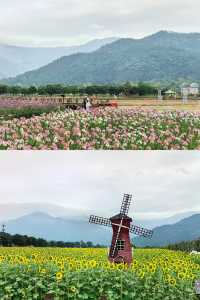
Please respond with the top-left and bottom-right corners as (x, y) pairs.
(0, 97), (58, 109)
(0, 108), (200, 150)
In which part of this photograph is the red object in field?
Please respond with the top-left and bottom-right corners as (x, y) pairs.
(109, 214), (132, 265)
(89, 194), (153, 266)
(110, 100), (118, 108)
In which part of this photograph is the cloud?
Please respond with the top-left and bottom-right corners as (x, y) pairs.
(0, 0), (200, 46)
(0, 151), (199, 221)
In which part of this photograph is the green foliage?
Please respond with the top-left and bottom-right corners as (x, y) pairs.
(0, 84), (8, 94)
(0, 107), (58, 120)
(0, 83), (157, 96)
(0, 232), (101, 248)
(138, 82), (156, 96)
(167, 238), (200, 252)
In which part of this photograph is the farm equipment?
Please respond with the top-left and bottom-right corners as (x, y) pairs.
(60, 96), (118, 109)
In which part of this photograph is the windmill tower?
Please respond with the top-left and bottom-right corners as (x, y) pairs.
(89, 194), (153, 265)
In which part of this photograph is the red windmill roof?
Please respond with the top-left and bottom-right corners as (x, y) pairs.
(110, 213), (132, 221)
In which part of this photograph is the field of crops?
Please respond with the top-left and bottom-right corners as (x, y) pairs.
(0, 108), (200, 150)
(0, 248), (199, 300)
(0, 97), (59, 110)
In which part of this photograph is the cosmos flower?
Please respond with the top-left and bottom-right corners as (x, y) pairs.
(0, 108), (200, 150)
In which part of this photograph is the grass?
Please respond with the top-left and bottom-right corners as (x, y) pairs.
(116, 99), (200, 111)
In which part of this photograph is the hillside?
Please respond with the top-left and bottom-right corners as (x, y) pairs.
(4, 31), (200, 85)
(0, 37), (117, 78)
(135, 214), (200, 247)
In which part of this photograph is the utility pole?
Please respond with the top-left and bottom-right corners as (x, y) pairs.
(2, 224), (6, 233)
(182, 89), (188, 103)
(0, 223), (6, 247)
(0, 224), (6, 247)
(158, 89), (163, 101)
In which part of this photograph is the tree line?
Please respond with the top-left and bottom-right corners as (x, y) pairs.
(167, 238), (200, 252)
(0, 82), (157, 96)
(0, 232), (104, 248)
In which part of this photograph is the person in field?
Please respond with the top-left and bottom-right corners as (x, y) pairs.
(83, 97), (87, 110)
(86, 97), (92, 111)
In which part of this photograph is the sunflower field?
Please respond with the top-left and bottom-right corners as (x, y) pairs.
(0, 248), (199, 300)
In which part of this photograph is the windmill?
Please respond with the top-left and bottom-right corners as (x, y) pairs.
(89, 194), (153, 265)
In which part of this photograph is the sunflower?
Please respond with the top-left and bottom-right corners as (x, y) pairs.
(89, 260), (97, 268)
(67, 262), (74, 270)
(168, 277), (176, 286)
(40, 268), (47, 274)
(184, 272), (193, 280)
(177, 272), (186, 280)
(107, 263), (115, 270)
(137, 269), (145, 279)
(116, 263), (125, 270)
(56, 272), (63, 281)
(147, 263), (156, 273)
(70, 286), (77, 293)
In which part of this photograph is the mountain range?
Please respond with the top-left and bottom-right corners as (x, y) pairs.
(0, 37), (117, 79)
(3, 31), (200, 86)
(3, 211), (200, 246)
(135, 214), (200, 247)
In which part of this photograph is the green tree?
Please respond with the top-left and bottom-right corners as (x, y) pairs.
(0, 85), (8, 95)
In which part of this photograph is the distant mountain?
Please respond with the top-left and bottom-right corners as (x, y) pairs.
(134, 211), (197, 229)
(0, 56), (22, 79)
(0, 37), (118, 78)
(4, 31), (200, 86)
(5, 212), (112, 244)
(4, 211), (200, 246)
(0, 202), (90, 222)
(135, 214), (200, 247)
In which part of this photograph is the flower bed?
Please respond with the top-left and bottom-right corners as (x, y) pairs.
(0, 108), (200, 150)
(0, 97), (58, 109)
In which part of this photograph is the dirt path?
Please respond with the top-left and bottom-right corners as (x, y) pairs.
(116, 99), (200, 111)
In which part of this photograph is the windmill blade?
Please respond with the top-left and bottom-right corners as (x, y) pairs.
(110, 239), (118, 258)
(120, 194), (132, 216)
(89, 215), (112, 227)
(110, 218), (125, 257)
(130, 225), (153, 238)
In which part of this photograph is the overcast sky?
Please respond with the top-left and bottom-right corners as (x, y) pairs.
(0, 0), (200, 46)
(0, 151), (199, 221)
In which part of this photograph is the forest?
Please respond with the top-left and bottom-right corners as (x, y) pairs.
(0, 82), (157, 96)
(0, 232), (103, 248)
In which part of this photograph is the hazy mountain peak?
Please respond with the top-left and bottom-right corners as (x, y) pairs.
(26, 211), (53, 218)
(0, 37), (119, 79)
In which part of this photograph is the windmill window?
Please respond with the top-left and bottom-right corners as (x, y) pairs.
(117, 240), (125, 250)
